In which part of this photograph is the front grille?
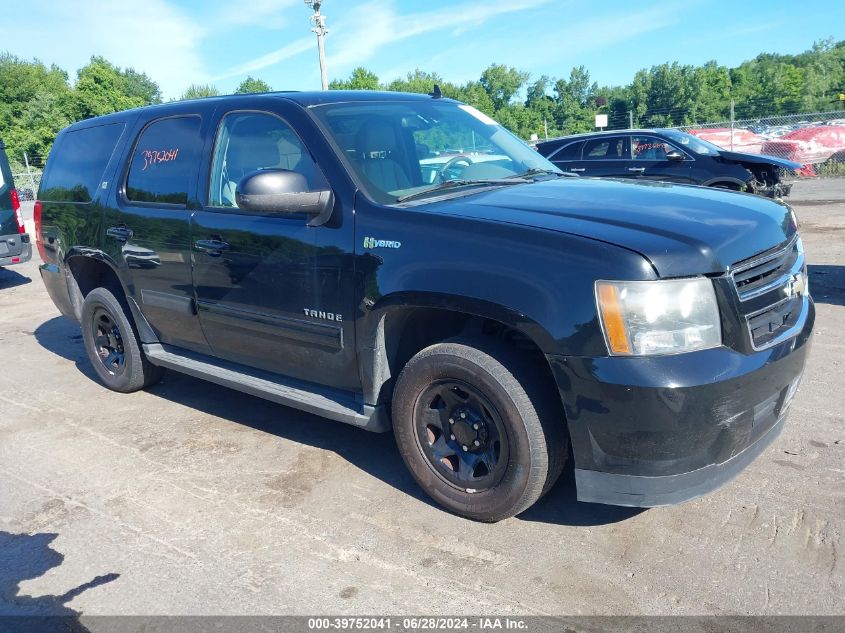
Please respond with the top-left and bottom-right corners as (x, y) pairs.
(730, 235), (806, 350)
(732, 234), (801, 302)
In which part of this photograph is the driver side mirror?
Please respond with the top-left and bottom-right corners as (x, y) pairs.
(236, 169), (334, 227)
(666, 150), (684, 162)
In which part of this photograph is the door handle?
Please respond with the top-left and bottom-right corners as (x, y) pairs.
(627, 167), (646, 173)
(106, 226), (134, 241)
(195, 238), (230, 257)
(570, 168), (586, 173)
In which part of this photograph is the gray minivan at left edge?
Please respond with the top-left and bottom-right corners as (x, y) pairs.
(0, 139), (32, 268)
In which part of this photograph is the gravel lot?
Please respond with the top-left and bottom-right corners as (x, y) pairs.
(1, 182), (843, 623)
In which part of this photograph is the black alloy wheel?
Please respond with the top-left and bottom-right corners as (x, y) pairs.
(414, 379), (509, 492)
(392, 337), (567, 522)
(81, 287), (164, 393)
(91, 307), (126, 375)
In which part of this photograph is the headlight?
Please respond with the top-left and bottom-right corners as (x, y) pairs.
(595, 278), (722, 356)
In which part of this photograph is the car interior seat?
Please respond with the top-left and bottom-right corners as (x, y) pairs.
(222, 117), (283, 207)
(355, 121), (411, 193)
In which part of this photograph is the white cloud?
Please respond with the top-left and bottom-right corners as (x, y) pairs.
(6, 0), (207, 100)
(205, 0), (302, 31)
(217, 0), (554, 81)
(4, 0), (311, 99)
(213, 38), (315, 81)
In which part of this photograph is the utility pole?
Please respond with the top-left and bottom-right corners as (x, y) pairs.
(304, 0), (329, 91)
(629, 110), (634, 129)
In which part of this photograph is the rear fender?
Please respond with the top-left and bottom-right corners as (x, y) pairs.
(64, 248), (157, 343)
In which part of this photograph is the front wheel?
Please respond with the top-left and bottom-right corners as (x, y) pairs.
(81, 287), (164, 393)
(392, 338), (567, 522)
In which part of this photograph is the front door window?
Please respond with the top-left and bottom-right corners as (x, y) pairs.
(209, 111), (327, 208)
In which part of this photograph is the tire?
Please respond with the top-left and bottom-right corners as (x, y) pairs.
(392, 337), (567, 522)
(81, 287), (164, 393)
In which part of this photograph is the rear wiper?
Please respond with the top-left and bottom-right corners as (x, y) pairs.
(510, 168), (574, 179)
(396, 178), (528, 203)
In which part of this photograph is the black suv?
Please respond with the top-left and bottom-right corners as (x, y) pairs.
(37, 92), (813, 521)
(0, 139), (32, 268)
(536, 129), (800, 198)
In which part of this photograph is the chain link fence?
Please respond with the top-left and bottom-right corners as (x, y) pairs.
(674, 110), (845, 178)
(10, 152), (44, 201)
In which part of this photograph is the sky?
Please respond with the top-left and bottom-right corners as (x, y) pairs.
(4, 0), (845, 100)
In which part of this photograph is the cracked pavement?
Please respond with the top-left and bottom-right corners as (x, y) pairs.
(0, 184), (843, 621)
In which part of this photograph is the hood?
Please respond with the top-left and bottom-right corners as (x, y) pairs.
(717, 150), (802, 171)
(428, 177), (795, 277)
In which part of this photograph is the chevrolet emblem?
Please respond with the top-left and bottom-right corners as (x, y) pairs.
(784, 272), (807, 299)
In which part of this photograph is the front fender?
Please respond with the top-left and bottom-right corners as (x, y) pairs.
(353, 200), (656, 402)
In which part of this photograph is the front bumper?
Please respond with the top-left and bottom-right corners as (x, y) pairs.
(750, 180), (792, 199)
(548, 298), (814, 507)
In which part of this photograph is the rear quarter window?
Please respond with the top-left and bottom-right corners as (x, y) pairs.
(548, 141), (584, 161)
(583, 137), (626, 160)
(40, 123), (126, 202)
(125, 116), (201, 206)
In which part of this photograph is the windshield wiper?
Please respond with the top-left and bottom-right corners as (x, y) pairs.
(509, 167), (574, 179)
(396, 178), (529, 203)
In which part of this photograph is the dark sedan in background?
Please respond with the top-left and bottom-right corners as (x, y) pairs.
(536, 129), (801, 198)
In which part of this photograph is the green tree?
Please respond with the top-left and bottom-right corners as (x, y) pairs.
(122, 68), (162, 104)
(4, 91), (71, 166)
(0, 54), (72, 160)
(329, 67), (380, 90)
(480, 64), (529, 111)
(387, 69), (449, 95)
(73, 56), (160, 119)
(553, 66), (598, 133)
(180, 84), (220, 100)
(235, 76), (272, 94)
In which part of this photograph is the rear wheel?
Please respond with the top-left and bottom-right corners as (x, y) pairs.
(81, 287), (164, 393)
(392, 337), (567, 522)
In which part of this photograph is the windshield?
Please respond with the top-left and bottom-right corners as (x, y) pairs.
(310, 100), (560, 204)
(661, 130), (723, 156)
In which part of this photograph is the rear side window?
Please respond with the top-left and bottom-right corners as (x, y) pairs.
(40, 124), (125, 202)
(583, 137), (627, 160)
(126, 116), (201, 206)
(549, 141), (584, 161)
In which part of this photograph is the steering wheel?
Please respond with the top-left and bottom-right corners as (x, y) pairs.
(435, 157), (472, 182)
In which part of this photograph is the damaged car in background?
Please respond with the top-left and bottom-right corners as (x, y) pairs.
(537, 129), (800, 198)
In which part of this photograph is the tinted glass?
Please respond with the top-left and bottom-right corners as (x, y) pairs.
(311, 101), (559, 204)
(550, 141), (584, 161)
(0, 147), (8, 192)
(0, 146), (12, 219)
(209, 112), (328, 208)
(126, 117), (201, 205)
(40, 123), (125, 203)
(632, 136), (677, 160)
(583, 137), (626, 160)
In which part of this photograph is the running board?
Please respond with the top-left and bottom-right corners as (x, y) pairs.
(143, 343), (389, 432)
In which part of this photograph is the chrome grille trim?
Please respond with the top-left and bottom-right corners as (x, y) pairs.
(730, 234), (802, 303)
(745, 296), (807, 352)
(729, 233), (807, 350)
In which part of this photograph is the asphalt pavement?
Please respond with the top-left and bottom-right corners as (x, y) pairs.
(0, 181), (843, 623)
